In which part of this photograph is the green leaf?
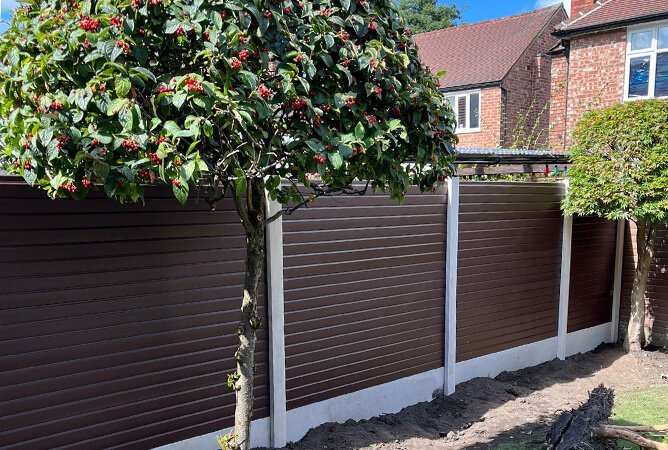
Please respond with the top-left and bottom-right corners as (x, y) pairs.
(115, 76), (132, 97)
(203, 121), (213, 137)
(328, 152), (343, 169)
(436, 70), (447, 78)
(172, 92), (187, 109)
(107, 98), (128, 115)
(341, 0), (351, 11)
(150, 118), (162, 131)
(173, 179), (189, 205)
(94, 162), (110, 180)
(235, 176), (248, 196)
(163, 120), (182, 136)
(119, 106), (135, 131)
(23, 169), (37, 187)
(355, 122), (365, 139)
(7, 48), (19, 66)
(320, 53), (334, 68)
(324, 34), (335, 48)
(165, 19), (181, 34)
(133, 45), (149, 65)
(130, 66), (156, 82)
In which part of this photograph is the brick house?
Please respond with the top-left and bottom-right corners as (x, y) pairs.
(549, 0), (668, 151)
(415, 5), (567, 149)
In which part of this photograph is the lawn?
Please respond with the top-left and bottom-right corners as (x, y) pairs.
(609, 385), (668, 449)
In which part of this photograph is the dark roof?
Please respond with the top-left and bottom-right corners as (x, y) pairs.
(555, 0), (668, 37)
(414, 4), (564, 90)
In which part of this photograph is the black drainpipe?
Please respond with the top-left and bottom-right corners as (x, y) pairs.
(500, 87), (507, 148)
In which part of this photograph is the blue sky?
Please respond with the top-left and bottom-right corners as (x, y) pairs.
(462, 0), (570, 23)
(0, 0), (570, 34)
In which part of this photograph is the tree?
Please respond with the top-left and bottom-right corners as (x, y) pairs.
(562, 99), (668, 353)
(396, 0), (461, 34)
(0, 0), (457, 448)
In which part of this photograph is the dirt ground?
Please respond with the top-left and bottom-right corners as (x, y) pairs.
(274, 344), (668, 450)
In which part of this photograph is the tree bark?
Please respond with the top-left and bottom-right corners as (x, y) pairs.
(594, 426), (668, 450)
(624, 220), (656, 353)
(230, 179), (266, 450)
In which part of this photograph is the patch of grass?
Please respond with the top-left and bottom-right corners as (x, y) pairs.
(494, 441), (537, 450)
(609, 386), (668, 450)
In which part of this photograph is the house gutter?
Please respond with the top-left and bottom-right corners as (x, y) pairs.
(553, 12), (668, 39)
(439, 81), (502, 93)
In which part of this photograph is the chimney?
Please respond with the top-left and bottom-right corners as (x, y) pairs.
(570, 0), (598, 18)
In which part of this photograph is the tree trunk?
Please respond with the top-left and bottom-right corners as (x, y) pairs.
(624, 220), (656, 353)
(230, 179), (266, 450)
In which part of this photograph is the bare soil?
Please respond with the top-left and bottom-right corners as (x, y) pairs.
(272, 344), (668, 450)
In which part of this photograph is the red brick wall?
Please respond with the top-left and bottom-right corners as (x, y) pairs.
(501, 9), (566, 149)
(549, 29), (627, 150)
(455, 87), (503, 148)
(549, 54), (569, 151)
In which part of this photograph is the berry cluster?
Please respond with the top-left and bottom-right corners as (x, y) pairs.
(148, 152), (162, 164)
(149, 0), (162, 4)
(60, 183), (78, 193)
(184, 75), (203, 92)
(115, 41), (131, 53)
(156, 136), (168, 144)
(345, 97), (355, 107)
(292, 98), (307, 110)
(220, 11), (227, 18)
(368, 18), (378, 31)
(50, 101), (64, 110)
(283, 7), (292, 14)
(338, 30), (350, 40)
(263, 9), (272, 18)
(137, 169), (151, 179)
(173, 160), (182, 166)
(175, 26), (185, 36)
(56, 136), (71, 148)
(131, 0), (142, 7)
(172, 179), (181, 186)
(239, 50), (250, 61)
(312, 155), (326, 164)
(258, 84), (273, 100)
(121, 139), (139, 151)
(110, 16), (122, 27)
(341, 59), (351, 67)
(81, 179), (93, 188)
(78, 15), (99, 31)
(372, 87), (382, 94)
(90, 139), (100, 147)
(230, 58), (241, 70)
(157, 85), (171, 93)
(314, 114), (321, 128)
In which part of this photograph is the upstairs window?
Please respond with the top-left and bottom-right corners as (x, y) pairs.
(625, 22), (668, 100)
(445, 91), (480, 133)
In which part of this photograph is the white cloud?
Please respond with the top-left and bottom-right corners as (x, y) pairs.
(535, 0), (571, 16)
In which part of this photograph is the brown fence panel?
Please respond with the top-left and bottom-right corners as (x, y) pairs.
(0, 178), (269, 449)
(457, 182), (563, 362)
(567, 216), (616, 333)
(621, 222), (668, 342)
(282, 187), (447, 410)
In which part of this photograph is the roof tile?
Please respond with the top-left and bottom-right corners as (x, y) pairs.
(415, 5), (563, 90)
(558, 0), (668, 34)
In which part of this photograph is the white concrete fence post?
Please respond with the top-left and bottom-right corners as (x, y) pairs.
(610, 219), (625, 343)
(444, 177), (459, 395)
(265, 196), (287, 448)
(557, 180), (573, 360)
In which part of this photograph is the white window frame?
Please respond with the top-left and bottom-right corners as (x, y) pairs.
(445, 89), (481, 134)
(624, 20), (668, 101)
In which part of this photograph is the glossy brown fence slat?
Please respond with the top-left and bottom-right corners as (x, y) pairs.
(0, 181), (268, 450)
(567, 216), (617, 333)
(620, 222), (668, 339)
(282, 186), (447, 411)
(456, 182), (564, 363)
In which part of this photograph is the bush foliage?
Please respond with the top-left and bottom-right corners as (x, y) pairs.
(0, 0), (456, 205)
(563, 99), (668, 224)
